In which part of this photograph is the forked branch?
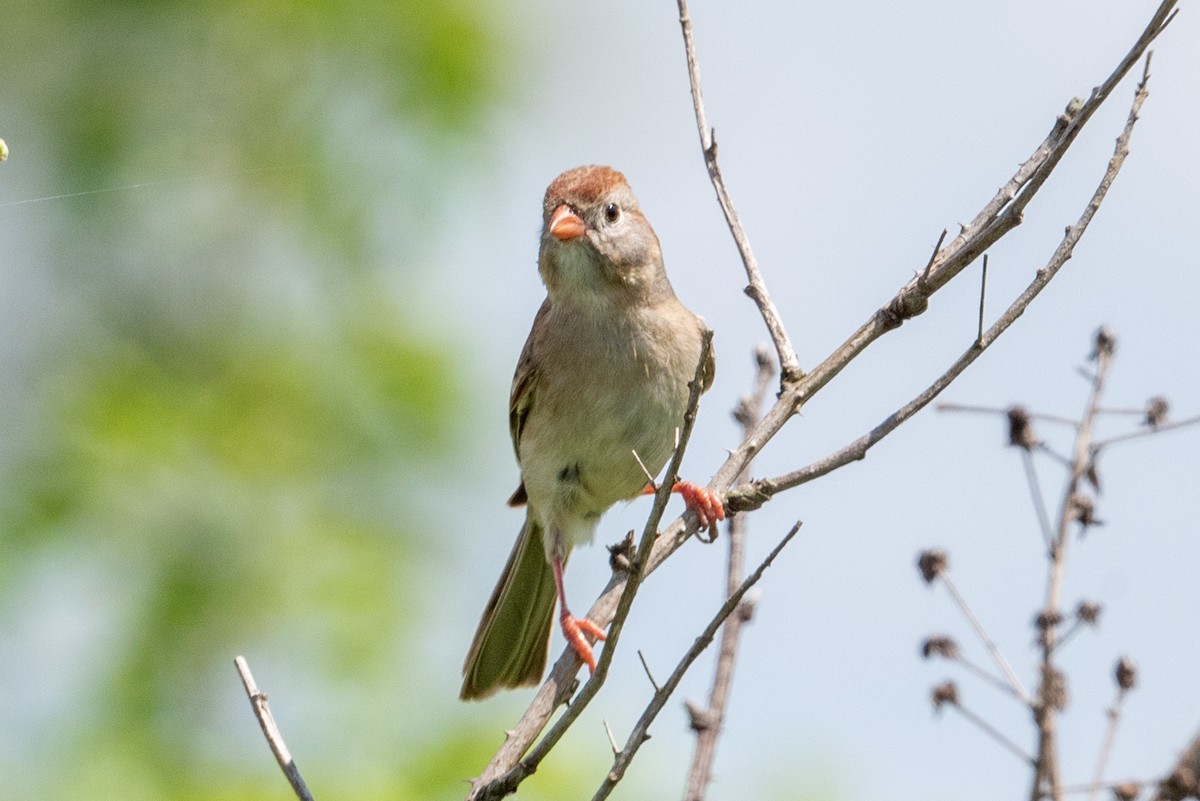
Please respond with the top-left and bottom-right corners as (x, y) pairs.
(463, 4), (1175, 798)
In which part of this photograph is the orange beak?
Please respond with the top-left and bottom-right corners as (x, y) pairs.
(548, 204), (586, 241)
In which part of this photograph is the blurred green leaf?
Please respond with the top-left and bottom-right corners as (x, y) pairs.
(0, 1), (537, 799)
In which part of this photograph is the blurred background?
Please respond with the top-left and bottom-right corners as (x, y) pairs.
(1, 1), (1197, 799)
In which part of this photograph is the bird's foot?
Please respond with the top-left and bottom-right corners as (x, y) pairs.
(560, 611), (607, 673)
(640, 480), (725, 535)
(673, 480), (725, 529)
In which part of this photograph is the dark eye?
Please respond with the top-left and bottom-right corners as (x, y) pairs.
(604, 202), (620, 223)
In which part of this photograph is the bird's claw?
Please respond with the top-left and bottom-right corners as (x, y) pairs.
(561, 612), (607, 673)
(674, 480), (725, 529)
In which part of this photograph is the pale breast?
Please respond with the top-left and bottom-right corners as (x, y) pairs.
(518, 301), (701, 539)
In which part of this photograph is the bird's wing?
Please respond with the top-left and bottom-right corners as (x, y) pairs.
(506, 299), (551, 507)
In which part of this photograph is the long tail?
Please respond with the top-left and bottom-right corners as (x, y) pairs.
(460, 515), (557, 700)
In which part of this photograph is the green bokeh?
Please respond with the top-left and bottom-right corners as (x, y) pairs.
(0, 1), (588, 798)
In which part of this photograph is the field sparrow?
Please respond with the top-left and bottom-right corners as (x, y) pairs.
(460, 165), (723, 700)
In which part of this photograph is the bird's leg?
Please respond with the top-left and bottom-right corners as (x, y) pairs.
(641, 480), (726, 529)
(551, 552), (606, 673)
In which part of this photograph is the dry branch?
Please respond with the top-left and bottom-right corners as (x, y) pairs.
(589, 521), (802, 801)
(725, 42), (1162, 515)
(682, 346), (775, 801)
(463, 3), (1176, 798)
(234, 656), (315, 801)
(1153, 728), (1200, 801)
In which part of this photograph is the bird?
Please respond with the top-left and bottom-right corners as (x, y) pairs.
(460, 165), (723, 701)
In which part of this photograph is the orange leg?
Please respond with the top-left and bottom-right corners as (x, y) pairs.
(551, 553), (606, 673)
(642, 480), (726, 528)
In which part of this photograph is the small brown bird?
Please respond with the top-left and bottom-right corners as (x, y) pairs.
(460, 165), (723, 700)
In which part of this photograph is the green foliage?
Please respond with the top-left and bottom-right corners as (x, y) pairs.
(0, 1), (535, 799)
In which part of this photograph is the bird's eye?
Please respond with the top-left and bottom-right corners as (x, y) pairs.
(604, 203), (620, 223)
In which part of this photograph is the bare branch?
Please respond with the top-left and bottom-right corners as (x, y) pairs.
(948, 695), (1036, 766)
(1022, 450), (1056, 553)
(676, 0), (801, 383)
(724, 44), (1160, 517)
(234, 656), (315, 801)
(466, 6), (1172, 797)
(926, 637), (1033, 702)
(938, 570), (1031, 705)
(1092, 413), (1200, 451)
(1152, 727), (1200, 801)
(1087, 662), (1135, 801)
(637, 650), (661, 692)
(977, 255), (989, 347)
(920, 229), (949, 287)
(938, 403), (1081, 429)
(590, 521), (802, 801)
(683, 347), (775, 801)
(1032, 328), (1117, 801)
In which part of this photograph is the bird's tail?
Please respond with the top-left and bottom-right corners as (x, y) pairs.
(460, 515), (557, 700)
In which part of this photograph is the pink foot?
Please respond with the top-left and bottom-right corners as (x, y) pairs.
(673, 480), (725, 528)
(561, 612), (607, 673)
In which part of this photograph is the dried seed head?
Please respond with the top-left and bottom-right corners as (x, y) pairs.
(1092, 325), (1117, 360)
(1036, 608), (1065, 634)
(1115, 656), (1138, 691)
(1145, 396), (1170, 428)
(1163, 763), (1200, 800)
(685, 700), (717, 732)
(754, 343), (774, 371)
(733, 395), (755, 426)
(735, 590), (759, 623)
(607, 531), (636, 573)
(931, 681), (959, 712)
(921, 636), (960, 660)
(1068, 493), (1100, 529)
(1110, 781), (1139, 801)
(1006, 405), (1038, 450)
(1085, 461), (1103, 494)
(1076, 600), (1103, 626)
(917, 550), (948, 584)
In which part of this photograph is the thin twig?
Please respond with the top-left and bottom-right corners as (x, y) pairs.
(724, 39), (1162, 518)
(937, 403), (1081, 429)
(1023, 450), (1056, 553)
(921, 229), (949, 287)
(977, 255), (989, 346)
(1092, 413), (1200, 450)
(683, 346), (775, 801)
(637, 650), (661, 692)
(1086, 686), (1130, 801)
(1033, 329), (1115, 800)
(950, 699), (1036, 765)
(1037, 443), (1075, 468)
(590, 521), (802, 801)
(603, 720), (621, 757)
(631, 448), (658, 488)
(234, 656), (315, 801)
(1055, 619), (1087, 651)
(1063, 780), (1149, 796)
(939, 573), (1031, 705)
(465, 6), (1171, 797)
(676, 0), (801, 384)
(954, 652), (1030, 701)
(1097, 406), (1153, 416)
